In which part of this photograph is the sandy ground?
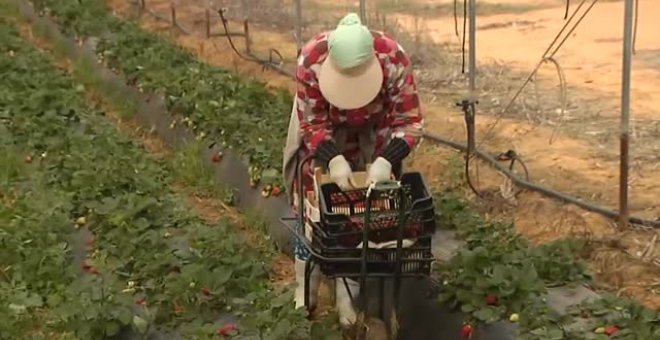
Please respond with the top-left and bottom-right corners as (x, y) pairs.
(395, 0), (660, 120)
(105, 0), (660, 310)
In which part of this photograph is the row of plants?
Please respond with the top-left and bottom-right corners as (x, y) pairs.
(16, 0), (660, 338)
(32, 0), (292, 191)
(0, 10), (340, 339)
(436, 191), (660, 339)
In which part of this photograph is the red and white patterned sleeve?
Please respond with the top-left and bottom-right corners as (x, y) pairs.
(380, 36), (424, 149)
(294, 36), (334, 156)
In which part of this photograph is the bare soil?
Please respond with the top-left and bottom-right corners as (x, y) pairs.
(106, 0), (660, 310)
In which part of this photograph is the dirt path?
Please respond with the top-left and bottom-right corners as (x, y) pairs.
(105, 0), (660, 310)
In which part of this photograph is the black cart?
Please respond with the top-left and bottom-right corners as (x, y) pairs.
(280, 155), (437, 338)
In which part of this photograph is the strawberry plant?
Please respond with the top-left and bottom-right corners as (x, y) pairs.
(30, 0), (293, 192)
(567, 294), (660, 339)
(435, 192), (592, 336)
(0, 13), (339, 339)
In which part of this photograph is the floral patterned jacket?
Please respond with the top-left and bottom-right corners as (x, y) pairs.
(295, 30), (424, 163)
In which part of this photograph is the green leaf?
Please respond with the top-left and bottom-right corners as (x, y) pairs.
(491, 264), (507, 284)
(474, 307), (499, 323)
(105, 321), (121, 336)
(132, 315), (149, 334)
(8, 304), (26, 315)
(461, 303), (476, 313)
(24, 293), (43, 308)
(546, 328), (564, 340)
(47, 293), (63, 306)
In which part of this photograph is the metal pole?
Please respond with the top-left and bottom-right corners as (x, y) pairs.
(359, 0), (367, 24)
(458, 0), (478, 193)
(295, 0), (303, 51)
(462, 0), (477, 153)
(468, 0), (476, 100)
(619, 0), (634, 228)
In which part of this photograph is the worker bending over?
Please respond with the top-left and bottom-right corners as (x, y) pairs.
(282, 12), (424, 327)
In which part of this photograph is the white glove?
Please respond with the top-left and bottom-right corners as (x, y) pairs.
(328, 155), (356, 190)
(366, 157), (392, 185)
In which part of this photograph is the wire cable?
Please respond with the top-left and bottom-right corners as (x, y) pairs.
(216, 8), (264, 63)
(544, 57), (568, 144)
(477, 0), (598, 149)
(215, 8), (294, 77)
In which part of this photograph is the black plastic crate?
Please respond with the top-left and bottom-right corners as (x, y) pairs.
(309, 206), (434, 248)
(309, 230), (434, 277)
(316, 172), (436, 248)
(305, 172), (436, 277)
(307, 215), (428, 251)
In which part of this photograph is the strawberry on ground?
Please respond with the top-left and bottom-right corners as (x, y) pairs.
(211, 152), (223, 163)
(271, 186), (281, 197)
(218, 323), (237, 337)
(605, 325), (619, 336)
(460, 323), (473, 339)
(82, 261), (98, 274)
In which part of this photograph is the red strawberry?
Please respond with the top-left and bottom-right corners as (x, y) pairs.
(136, 297), (146, 306)
(217, 323), (237, 337)
(201, 287), (211, 296)
(605, 325), (619, 336)
(82, 261), (98, 274)
(486, 293), (499, 306)
(211, 152), (223, 163)
(460, 323), (473, 339)
(271, 186), (281, 197)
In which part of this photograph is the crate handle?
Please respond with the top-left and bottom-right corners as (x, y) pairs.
(366, 180), (402, 199)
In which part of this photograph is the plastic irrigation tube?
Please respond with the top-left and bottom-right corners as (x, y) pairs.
(422, 132), (660, 228)
(10, 3), (519, 339)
